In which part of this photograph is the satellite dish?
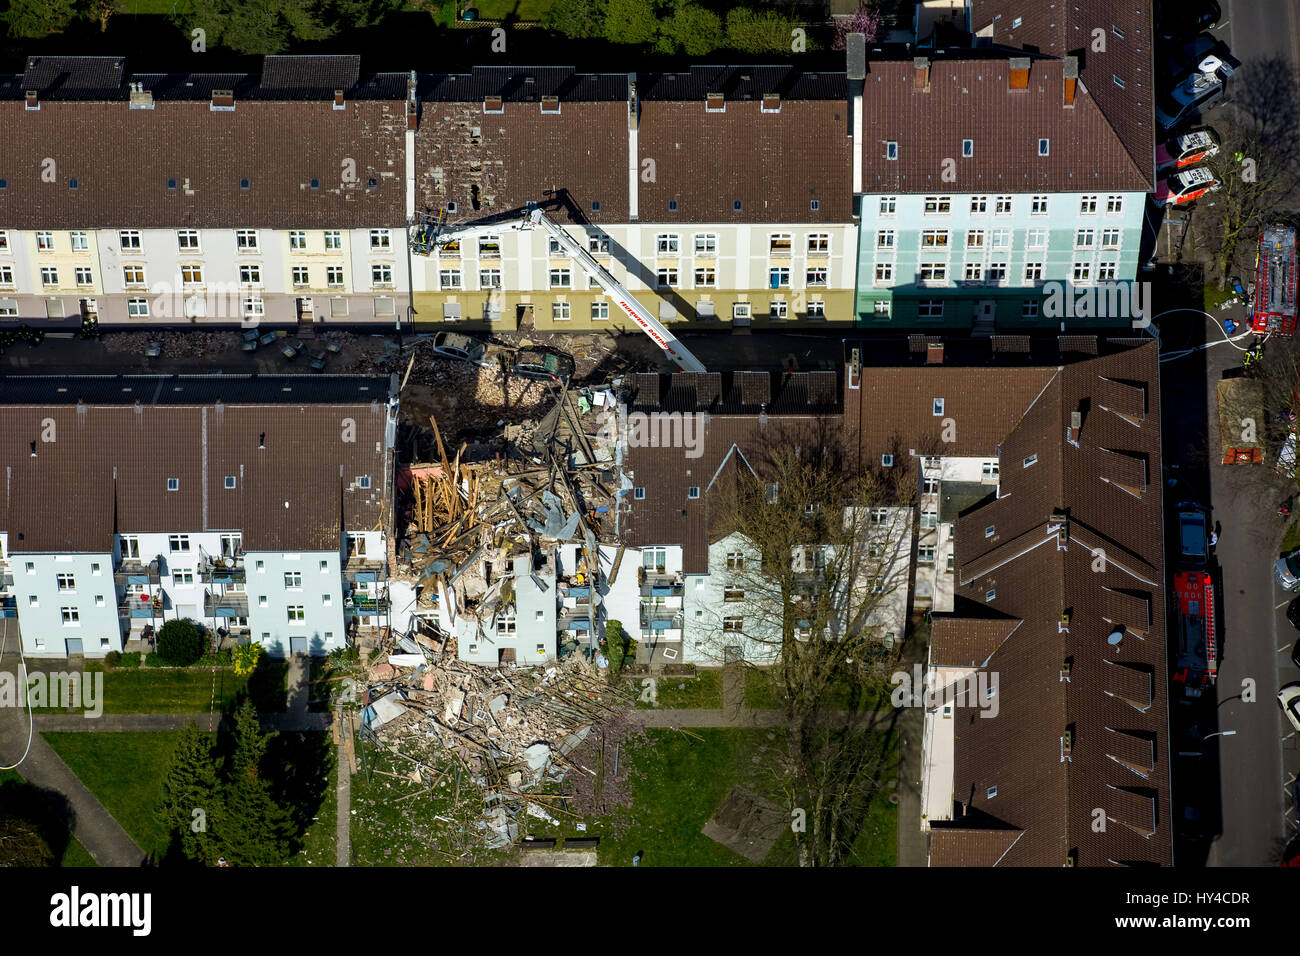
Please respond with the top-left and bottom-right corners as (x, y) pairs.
(1107, 628), (1124, 646)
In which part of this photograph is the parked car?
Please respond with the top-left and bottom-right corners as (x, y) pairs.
(1277, 683), (1300, 732)
(1156, 126), (1220, 171)
(1156, 56), (1234, 130)
(1276, 548), (1300, 590)
(1293, 639), (1300, 670)
(1286, 597), (1300, 629)
(1177, 503), (1210, 564)
(1155, 166), (1221, 206)
(511, 349), (575, 384)
(432, 331), (492, 367)
(1156, 0), (1221, 43)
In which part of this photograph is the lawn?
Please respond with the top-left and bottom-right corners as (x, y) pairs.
(1203, 282), (1238, 313)
(0, 768), (96, 866)
(1283, 519), (1300, 553)
(30, 662), (287, 714)
(43, 731), (181, 859)
(628, 669), (723, 709)
(744, 668), (890, 712)
(468, 0), (555, 21)
(122, 0), (191, 13)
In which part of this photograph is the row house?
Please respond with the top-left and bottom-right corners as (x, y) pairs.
(849, 0), (1156, 330)
(0, 55), (412, 329)
(409, 66), (858, 332)
(0, 374), (399, 659)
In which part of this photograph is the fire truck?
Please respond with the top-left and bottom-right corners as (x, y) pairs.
(1249, 225), (1298, 335)
(1172, 570), (1218, 697)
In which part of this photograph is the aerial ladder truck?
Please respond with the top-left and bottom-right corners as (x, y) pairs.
(411, 205), (708, 373)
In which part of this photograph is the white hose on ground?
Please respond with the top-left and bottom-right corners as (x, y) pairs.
(0, 619), (34, 770)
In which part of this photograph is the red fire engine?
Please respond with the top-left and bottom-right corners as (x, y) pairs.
(1249, 225), (1298, 335)
(1173, 570), (1217, 697)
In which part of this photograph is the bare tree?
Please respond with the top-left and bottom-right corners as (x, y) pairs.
(700, 426), (918, 865)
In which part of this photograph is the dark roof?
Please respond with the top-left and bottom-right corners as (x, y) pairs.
(418, 67), (627, 102)
(261, 55), (361, 93)
(21, 55), (124, 95)
(0, 374), (395, 406)
(969, 0), (1156, 191)
(858, 56), (1151, 193)
(637, 66), (846, 101)
(0, 375), (393, 553)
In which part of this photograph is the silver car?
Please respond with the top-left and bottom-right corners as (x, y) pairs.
(1276, 549), (1300, 590)
(1278, 683), (1300, 732)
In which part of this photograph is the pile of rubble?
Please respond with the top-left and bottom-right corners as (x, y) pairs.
(360, 627), (635, 847)
(101, 329), (243, 356)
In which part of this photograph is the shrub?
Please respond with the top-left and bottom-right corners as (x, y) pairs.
(544, 0), (607, 39)
(603, 0), (658, 45)
(103, 651), (122, 670)
(725, 7), (800, 54)
(327, 644), (360, 668)
(232, 643), (264, 677)
(656, 1), (724, 55)
(196, 650), (233, 667)
(144, 652), (165, 668)
(156, 619), (207, 667)
(118, 652), (142, 669)
(832, 3), (884, 50)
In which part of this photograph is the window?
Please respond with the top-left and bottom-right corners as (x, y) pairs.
(985, 589), (996, 603)
(633, 487), (647, 500)
(885, 141), (898, 160)
(285, 571), (302, 588)
(1101, 228), (1121, 249)
(987, 263), (1007, 283)
(810, 199), (820, 211)
(221, 534), (242, 557)
(694, 266), (716, 287)
(91, 563), (101, 576)
(921, 510), (938, 529)
(347, 535), (367, 558)
(970, 195), (987, 214)
(723, 617), (744, 633)
(289, 230), (307, 250)
(882, 454), (894, 467)
(25, 562), (35, 574)
(240, 179), (251, 190)
(322, 594), (332, 607)
(374, 264), (396, 286)
(995, 195), (1013, 215)
(1022, 300), (1039, 319)
(174, 570), (194, 586)
(1106, 195), (1124, 214)
(549, 268), (571, 288)
(1023, 453), (1038, 468)
(723, 587), (745, 602)
(694, 233), (717, 255)
(61, 608), (80, 625)
(932, 398), (945, 416)
(256, 560), (266, 573)
(27, 596), (37, 607)
(169, 534), (190, 552)
(1024, 262), (1044, 283)
(57, 573), (75, 591)
(122, 265), (145, 286)
(919, 262), (947, 283)
(239, 264), (261, 284)
(726, 551), (745, 571)
(806, 267), (828, 286)
(879, 196), (897, 215)
(768, 233), (792, 255)
(588, 234), (610, 255)
(1075, 229), (1095, 249)
(324, 230), (342, 250)
(770, 300), (788, 319)
(292, 265), (310, 286)
(921, 229), (949, 248)
(369, 229), (390, 250)
(119, 230), (141, 249)
(1027, 228), (1047, 249)
(75, 267), (92, 286)
(40, 267), (58, 286)
(0, 265), (11, 286)
(1113, 74), (1126, 90)
(326, 266), (344, 287)
(287, 606), (305, 623)
(319, 560), (328, 572)
(807, 300), (825, 318)
(985, 525), (996, 539)
(657, 267), (679, 288)
(991, 229), (1010, 250)
(807, 233), (829, 254)
(69, 231), (88, 251)
(0, 230), (8, 249)
(127, 298), (149, 317)
(966, 229), (985, 249)
(918, 299), (944, 318)
(479, 268), (501, 289)
(181, 264), (203, 285)
(235, 229), (258, 251)
(688, 486), (700, 499)
(877, 230), (895, 249)
(1097, 261), (1118, 281)
(591, 301), (609, 320)
(964, 262), (983, 282)
(552, 301), (571, 321)
(733, 303), (751, 321)
(243, 297), (264, 318)
(870, 507), (888, 525)
(987, 785), (998, 799)
(918, 545), (935, 564)
(1038, 138), (1050, 156)
(769, 267), (790, 288)
(1072, 261), (1092, 283)
(1031, 195), (1048, 215)
(924, 476), (940, 495)
(982, 462), (999, 480)
(656, 234), (680, 255)
(923, 196), (951, 214)
(962, 139), (975, 158)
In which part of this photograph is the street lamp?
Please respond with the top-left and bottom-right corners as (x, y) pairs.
(1202, 730), (1237, 740)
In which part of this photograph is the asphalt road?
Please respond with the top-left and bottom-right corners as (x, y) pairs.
(1220, 0), (1300, 71)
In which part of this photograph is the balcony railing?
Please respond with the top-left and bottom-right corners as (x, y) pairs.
(344, 557), (387, 581)
(114, 558), (161, 586)
(119, 595), (162, 619)
(204, 590), (249, 618)
(559, 608), (593, 631)
(199, 549), (246, 583)
(640, 610), (684, 630)
(345, 591), (389, 614)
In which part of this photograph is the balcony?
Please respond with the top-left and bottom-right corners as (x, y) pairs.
(199, 548), (245, 584)
(638, 567), (683, 596)
(559, 607), (593, 631)
(344, 557), (387, 582)
(345, 589), (389, 615)
(204, 590), (249, 618)
(640, 609), (684, 631)
(119, 594), (163, 619)
(114, 558), (161, 587)
(0, 595), (16, 618)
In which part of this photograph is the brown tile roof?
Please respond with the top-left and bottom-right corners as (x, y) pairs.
(0, 377), (391, 554)
(970, 0), (1156, 190)
(859, 56), (1151, 194)
(929, 827), (1024, 866)
(929, 616), (1021, 667)
(0, 96), (408, 229)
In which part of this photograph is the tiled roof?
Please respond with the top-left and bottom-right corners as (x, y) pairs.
(0, 376), (393, 554)
(970, 0), (1156, 191)
(858, 56), (1151, 194)
(929, 827), (1023, 866)
(929, 617), (1021, 667)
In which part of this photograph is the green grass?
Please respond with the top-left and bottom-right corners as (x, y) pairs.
(629, 669), (723, 709)
(42, 731), (182, 859)
(122, 0), (191, 13)
(1284, 519), (1300, 553)
(469, 0), (555, 21)
(275, 732), (337, 867)
(744, 668), (889, 712)
(1203, 282), (1237, 313)
(30, 662), (287, 714)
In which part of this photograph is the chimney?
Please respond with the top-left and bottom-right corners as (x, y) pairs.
(762, 92), (781, 112)
(211, 89), (234, 110)
(334, 89), (345, 109)
(24, 90), (38, 110)
(706, 92), (725, 111)
(483, 95), (503, 112)
(846, 33), (867, 81)
(926, 340), (944, 365)
(540, 95), (560, 113)
(1067, 409), (1082, 446)
(406, 70), (417, 128)
(129, 82), (154, 109)
(914, 56), (931, 93)
(1063, 55), (1078, 108)
(1009, 57), (1031, 91)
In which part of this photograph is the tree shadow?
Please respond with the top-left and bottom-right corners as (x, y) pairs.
(0, 778), (76, 865)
